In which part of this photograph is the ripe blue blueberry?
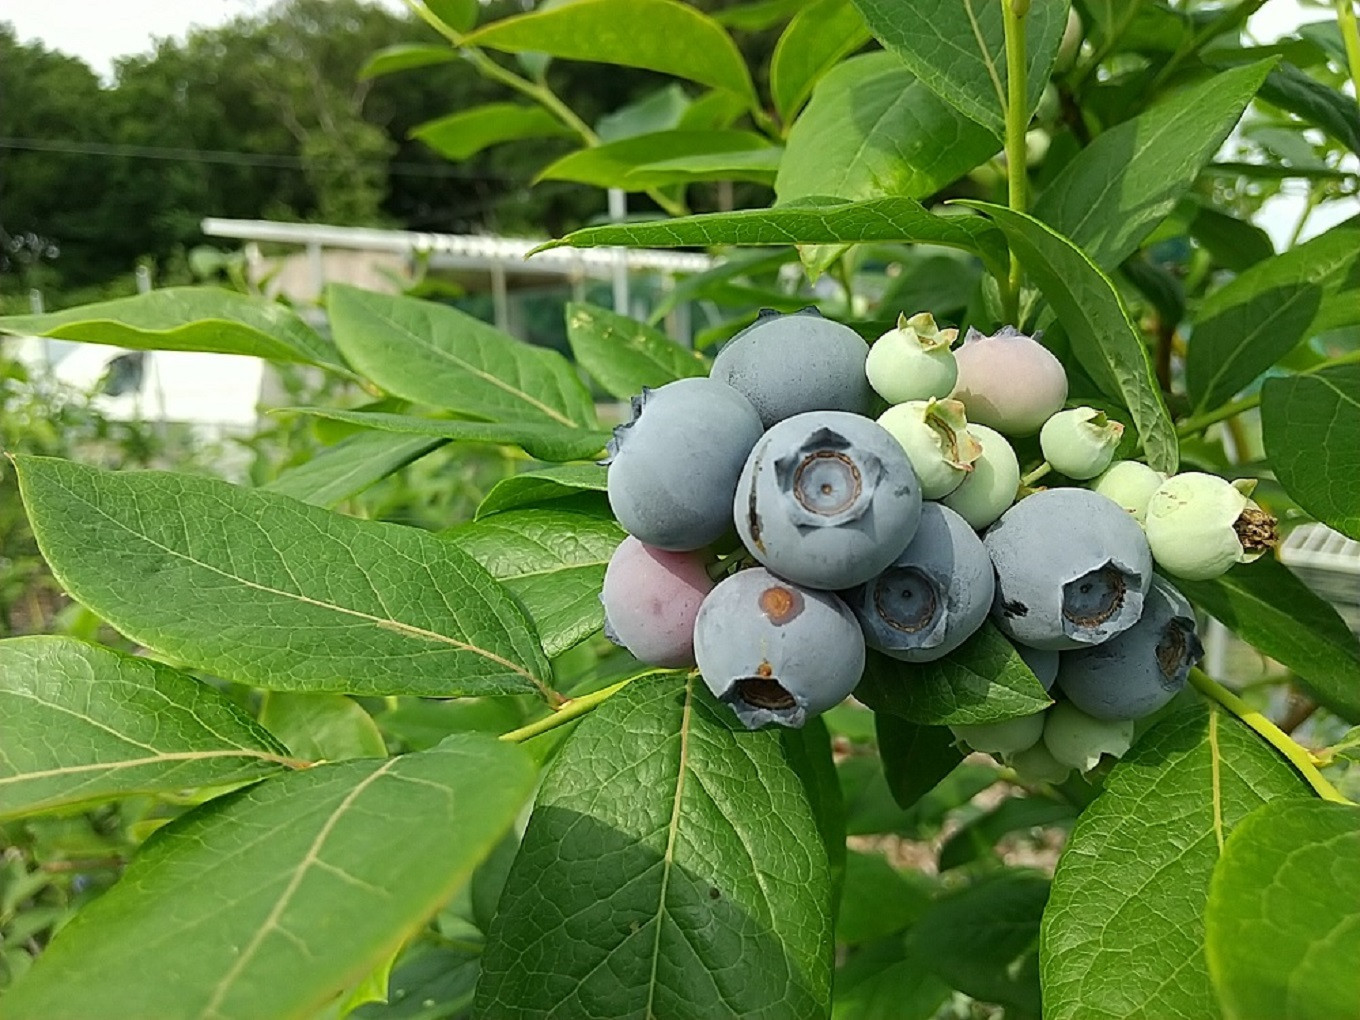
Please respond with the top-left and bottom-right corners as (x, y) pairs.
(606, 377), (762, 551)
(734, 411), (923, 590)
(1056, 575), (1203, 720)
(1017, 643), (1059, 692)
(711, 308), (872, 427)
(601, 537), (714, 668)
(694, 567), (865, 729)
(845, 503), (994, 662)
(985, 488), (1153, 650)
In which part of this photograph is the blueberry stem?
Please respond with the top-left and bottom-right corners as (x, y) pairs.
(1175, 349), (1360, 437)
(1188, 669), (1353, 805)
(1020, 461), (1052, 487)
(498, 669), (673, 743)
(1000, 0), (1030, 323)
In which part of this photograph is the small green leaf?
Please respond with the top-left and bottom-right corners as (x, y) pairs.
(358, 43), (456, 80)
(465, 0), (756, 102)
(259, 692), (387, 762)
(874, 713), (965, 810)
(597, 84), (692, 142)
(444, 507), (625, 657)
(285, 408), (608, 463)
(539, 130), (773, 190)
(542, 197), (1010, 280)
(837, 852), (932, 945)
(856, 626), (1053, 726)
(1034, 61), (1274, 270)
(326, 284), (597, 428)
(629, 147), (783, 185)
(1186, 216), (1360, 412)
(426, 0), (478, 32)
(937, 796), (1076, 871)
(263, 431), (444, 507)
(1258, 62), (1360, 155)
(833, 940), (952, 1020)
(1262, 363), (1360, 542)
(14, 456), (553, 700)
(0, 287), (345, 371)
(1041, 706), (1310, 1020)
(350, 943), (479, 1020)
(0, 735), (536, 1020)
(1206, 800), (1360, 1020)
(409, 103), (571, 160)
(476, 673), (833, 1017)
(1188, 206), (1275, 272)
(476, 462), (609, 517)
(0, 636), (292, 821)
(777, 52), (1000, 204)
(565, 302), (707, 399)
(960, 202), (1179, 474)
(770, 0), (872, 123)
(1177, 557), (1360, 723)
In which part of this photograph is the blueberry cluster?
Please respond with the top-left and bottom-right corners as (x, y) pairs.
(600, 310), (1276, 777)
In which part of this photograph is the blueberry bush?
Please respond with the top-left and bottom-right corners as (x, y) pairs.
(2, 1), (1360, 1017)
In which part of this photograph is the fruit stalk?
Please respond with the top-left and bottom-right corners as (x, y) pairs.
(499, 671), (664, 743)
(1002, 0), (1029, 322)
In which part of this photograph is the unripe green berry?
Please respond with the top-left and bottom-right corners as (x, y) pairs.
(940, 424), (1020, 529)
(1043, 702), (1134, 773)
(865, 311), (959, 405)
(951, 711), (1045, 756)
(877, 397), (982, 499)
(1090, 461), (1166, 523)
(1145, 473), (1279, 581)
(1039, 406), (1123, 480)
(1006, 739), (1072, 785)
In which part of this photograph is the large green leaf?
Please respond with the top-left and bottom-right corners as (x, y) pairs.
(0, 287), (345, 371)
(263, 431), (445, 507)
(409, 103), (572, 161)
(874, 713), (965, 810)
(0, 735), (536, 1020)
(962, 202), (1179, 474)
(1262, 363), (1360, 541)
(541, 197), (1010, 280)
(1041, 706), (1309, 1020)
(285, 408), (608, 462)
(258, 692), (387, 762)
(358, 43), (456, 80)
(465, 0), (756, 102)
(476, 462), (609, 517)
(565, 302), (707, 399)
(777, 52), (1000, 204)
(833, 940), (952, 1020)
(836, 852), (933, 945)
(476, 673), (833, 1017)
(1034, 61), (1273, 270)
(14, 456), (553, 700)
(1177, 557), (1360, 723)
(1206, 800), (1360, 1020)
(444, 507), (624, 657)
(770, 0), (872, 123)
(0, 636), (293, 821)
(326, 284), (597, 428)
(855, 625), (1053, 726)
(851, 0), (1071, 136)
(1186, 216), (1360, 412)
(539, 130), (773, 190)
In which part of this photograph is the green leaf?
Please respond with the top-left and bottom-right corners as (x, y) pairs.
(837, 852), (932, 945)
(476, 673), (833, 1017)
(285, 408), (608, 463)
(0, 287), (345, 371)
(777, 52), (1000, 204)
(409, 103), (571, 161)
(0, 636), (292, 821)
(444, 507), (624, 657)
(874, 713), (965, 810)
(855, 626), (1053, 726)
(937, 795), (1076, 871)
(960, 202), (1179, 474)
(426, 0), (478, 32)
(1206, 799), (1360, 1020)
(1033, 61), (1274, 270)
(14, 456), (554, 700)
(1176, 558), (1360, 723)
(351, 943), (479, 1019)
(629, 147), (783, 185)
(770, 0), (872, 123)
(465, 0), (756, 102)
(259, 692), (387, 762)
(542, 197), (1010, 281)
(1186, 216), (1360, 412)
(476, 462), (609, 517)
(597, 84), (692, 142)
(0, 735), (536, 1020)
(539, 130), (773, 191)
(1262, 363), (1360, 542)
(851, 0), (1071, 136)
(1258, 62), (1360, 155)
(326, 284), (597, 428)
(263, 431), (444, 507)
(1188, 206), (1275, 272)
(358, 44), (456, 80)
(782, 719), (847, 901)
(833, 940), (952, 1020)
(565, 302), (707, 399)
(378, 697), (524, 752)
(1040, 706), (1310, 1020)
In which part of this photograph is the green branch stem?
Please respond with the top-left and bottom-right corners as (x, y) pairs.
(1339, 0), (1360, 102)
(1001, 0), (1030, 323)
(1020, 461), (1052, 487)
(1189, 670), (1352, 805)
(499, 671), (670, 743)
(1176, 349), (1360, 438)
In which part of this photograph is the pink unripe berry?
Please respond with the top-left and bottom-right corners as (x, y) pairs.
(951, 326), (1068, 436)
(601, 537), (714, 667)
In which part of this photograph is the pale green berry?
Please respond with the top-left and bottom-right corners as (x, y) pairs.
(1039, 407), (1124, 480)
(877, 397), (982, 499)
(950, 711), (1045, 756)
(940, 424), (1020, 529)
(1043, 702), (1134, 773)
(865, 311), (959, 405)
(1091, 461), (1166, 523)
(1145, 473), (1278, 581)
(1006, 739), (1072, 785)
